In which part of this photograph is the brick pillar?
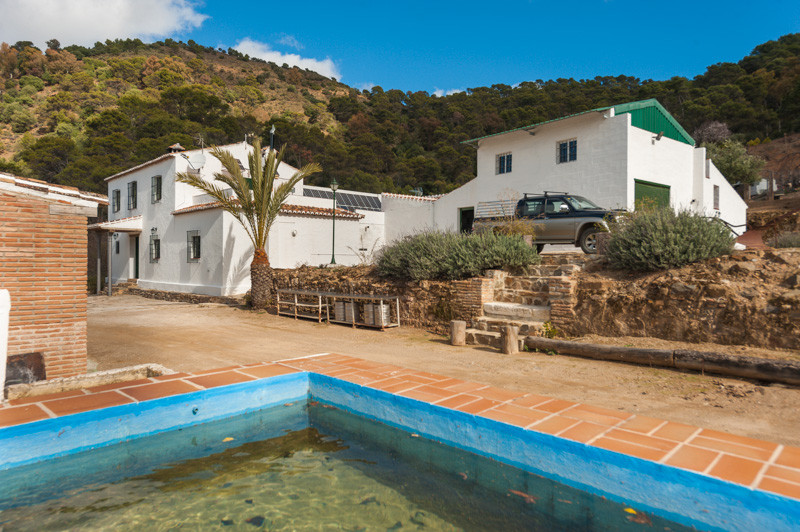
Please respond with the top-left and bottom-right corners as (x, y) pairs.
(548, 276), (577, 331)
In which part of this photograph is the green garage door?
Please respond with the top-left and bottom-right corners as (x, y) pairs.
(634, 180), (670, 209)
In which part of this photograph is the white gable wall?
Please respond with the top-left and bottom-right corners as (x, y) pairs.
(626, 122), (696, 211)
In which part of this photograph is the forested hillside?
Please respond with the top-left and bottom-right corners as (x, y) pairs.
(1, 34), (799, 195)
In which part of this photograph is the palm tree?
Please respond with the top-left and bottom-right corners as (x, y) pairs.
(176, 139), (321, 309)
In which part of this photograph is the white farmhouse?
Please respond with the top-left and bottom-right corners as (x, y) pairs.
(93, 142), (384, 296)
(94, 99), (748, 298)
(392, 99), (747, 237)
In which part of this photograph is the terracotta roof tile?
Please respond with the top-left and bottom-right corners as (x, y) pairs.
(172, 201), (364, 219)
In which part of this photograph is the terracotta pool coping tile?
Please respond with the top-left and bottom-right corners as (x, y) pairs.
(376, 380), (423, 394)
(534, 399), (577, 414)
(439, 381), (488, 394)
(758, 476), (800, 500)
(186, 371), (256, 389)
(412, 384), (460, 400)
(473, 386), (525, 403)
(455, 398), (501, 415)
(528, 415), (580, 436)
(605, 429), (679, 452)
(151, 372), (192, 381)
(511, 393), (552, 408)
(0, 404), (50, 427)
(191, 365), (245, 376)
(9, 389), (87, 406)
(316, 367), (361, 377)
(237, 364), (298, 379)
(410, 371), (450, 382)
(698, 428), (779, 452)
(402, 374), (441, 385)
(708, 454), (763, 486)
(562, 407), (632, 427)
(664, 445), (720, 473)
(122, 380), (200, 402)
(43, 391), (134, 417)
(398, 387), (453, 404)
(775, 446), (800, 470)
(482, 408), (534, 427)
(558, 421), (609, 444)
(618, 416), (666, 434)
(765, 465), (800, 485)
(593, 437), (669, 462)
(350, 370), (388, 383)
(87, 378), (153, 393)
(336, 374), (377, 385)
(689, 436), (774, 462)
(651, 422), (699, 442)
(435, 394), (480, 409)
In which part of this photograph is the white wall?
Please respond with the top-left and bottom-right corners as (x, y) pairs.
(626, 122), (696, 211)
(705, 160), (748, 235)
(382, 195), (436, 241)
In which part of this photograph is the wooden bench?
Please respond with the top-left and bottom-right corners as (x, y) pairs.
(276, 289), (400, 329)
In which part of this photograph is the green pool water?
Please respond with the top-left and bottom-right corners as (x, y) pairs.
(0, 403), (694, 531)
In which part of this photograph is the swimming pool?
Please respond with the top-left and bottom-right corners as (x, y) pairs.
(0, 355), (798, 531)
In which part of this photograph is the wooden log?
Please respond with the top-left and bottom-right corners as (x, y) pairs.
(524, 337), (673, 367)
(673, 350), (800, 386)
(450, 320), (466, 346)
(501, 325), (519, 355)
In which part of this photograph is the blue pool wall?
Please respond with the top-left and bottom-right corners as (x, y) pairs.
(1, 369), (799, 532)
(309, 373), (800, 532)
(0, 371), (309, 470)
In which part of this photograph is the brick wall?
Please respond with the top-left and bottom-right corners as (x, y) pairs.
(548, 276), (578, 330)
(0, 191), (89, 379)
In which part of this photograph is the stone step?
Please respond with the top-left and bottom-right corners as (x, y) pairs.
(494, 290), (549, 306)
(465, 329), (526, 350)
(472, 316), (544, 336)
(483, 302), (551, 322)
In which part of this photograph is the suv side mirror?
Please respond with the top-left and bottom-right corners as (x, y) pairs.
(559, 204), (570, 213)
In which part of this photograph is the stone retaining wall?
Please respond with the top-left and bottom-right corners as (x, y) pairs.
(271, 266), (494, 334)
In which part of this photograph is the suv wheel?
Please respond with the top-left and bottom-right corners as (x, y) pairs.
(579, 228), (600, 254)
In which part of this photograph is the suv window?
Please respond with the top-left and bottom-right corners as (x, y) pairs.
(521, 199), (545, 217)
(545, 198), (570, 214)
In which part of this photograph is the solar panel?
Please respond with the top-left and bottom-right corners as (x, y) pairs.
(303, 187), (382, 212)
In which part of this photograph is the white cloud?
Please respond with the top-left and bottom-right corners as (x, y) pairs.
(276, 34), (303, 50)
(432, 88), (465, 97)
(0, 0), (207, 48)
(234, 38), (340, 79)
(358, 82), (375, 92)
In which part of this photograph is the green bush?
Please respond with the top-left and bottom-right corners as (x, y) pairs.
(606, 208), (734, 271)
(768, 232), (800, 248)
(377, 230), (539, 281)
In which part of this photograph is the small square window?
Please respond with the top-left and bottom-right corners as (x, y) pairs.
(149, 235), (160, 263)
(187, 230), (201, 262)
(151, 175), (162, 203)
(496, 152), (512, 174)
(127, 181), (137, 210)
(112, 190), (121, 213)
(557, 139), (577, 163)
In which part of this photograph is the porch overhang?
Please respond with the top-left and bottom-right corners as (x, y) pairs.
(88, 215), (143, 234)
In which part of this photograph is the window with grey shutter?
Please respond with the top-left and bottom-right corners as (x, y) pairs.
(187, 230), (201, 262)
(151, 175), (162, 203)
(713, 185), (720, 210)
(127, 181), (137, 210)
(149, 234), (160, 263)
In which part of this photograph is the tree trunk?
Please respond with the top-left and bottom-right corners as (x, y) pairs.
(250, 248), (272, 310)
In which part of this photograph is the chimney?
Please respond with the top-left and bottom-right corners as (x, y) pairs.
(167, 143), (186, 153)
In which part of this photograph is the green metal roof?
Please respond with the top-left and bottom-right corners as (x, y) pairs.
(462, 99), (695, 147)
(613, 99), (695, 146)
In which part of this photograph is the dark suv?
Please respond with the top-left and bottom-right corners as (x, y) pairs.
(473, 192), (613, 253)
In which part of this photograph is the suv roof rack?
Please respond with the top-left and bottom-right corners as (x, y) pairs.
(523, 191), (570, 199)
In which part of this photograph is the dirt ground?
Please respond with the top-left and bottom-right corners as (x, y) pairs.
(88, 294), (800, 447)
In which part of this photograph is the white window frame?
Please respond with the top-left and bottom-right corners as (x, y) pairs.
(187, 230), (201, 262)
(495, 152), (512, 175)
(557, 138), (577, 164)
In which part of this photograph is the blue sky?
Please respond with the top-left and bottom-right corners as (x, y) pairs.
(1, 0), (799, 93)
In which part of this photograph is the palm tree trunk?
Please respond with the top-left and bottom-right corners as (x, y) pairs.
(250, 248), (272, 309)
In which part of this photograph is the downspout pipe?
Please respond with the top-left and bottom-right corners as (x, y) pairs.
(0, 289), (10, 402)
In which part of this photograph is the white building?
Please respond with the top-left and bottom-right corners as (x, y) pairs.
(95, 99), (747, 297)
(94, 142), (384, 296)
(392, 99), (747, 236)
